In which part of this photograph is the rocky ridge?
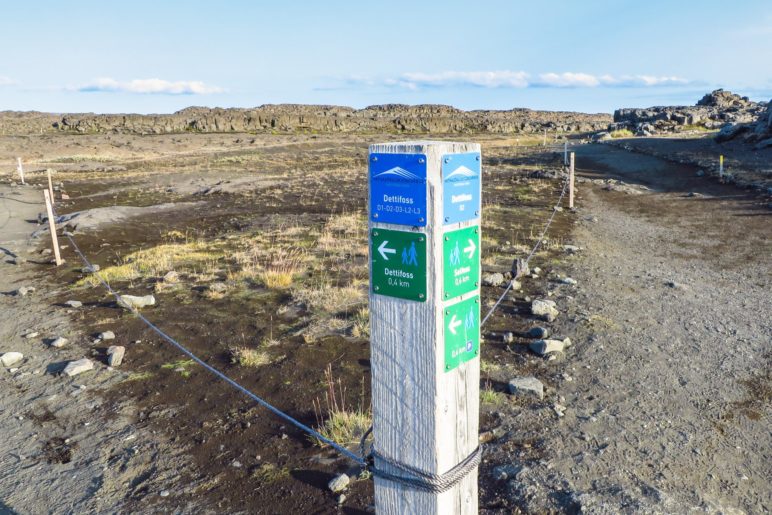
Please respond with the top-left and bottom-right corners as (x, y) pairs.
(611, 89), (767, 138)
(0, 104), (611, 136)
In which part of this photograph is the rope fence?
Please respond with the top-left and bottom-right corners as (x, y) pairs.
(40, 156), (572, 492)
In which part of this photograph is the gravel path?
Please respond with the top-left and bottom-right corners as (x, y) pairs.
(488, 144), (770, 513)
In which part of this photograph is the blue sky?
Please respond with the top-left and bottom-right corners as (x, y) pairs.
(1, 0), (770, 114)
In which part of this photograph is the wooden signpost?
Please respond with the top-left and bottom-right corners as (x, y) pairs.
(43, 189), (62, 266)
(368, 141), (481, 514)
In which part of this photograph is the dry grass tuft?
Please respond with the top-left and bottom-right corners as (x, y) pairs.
(229, 347), (273, 367)
(313, 364), (371, 448)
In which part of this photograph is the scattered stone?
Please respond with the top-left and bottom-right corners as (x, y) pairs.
(118, 294), (156, 310)
(15, 286), (35, 296)
(163, 270), (179, 283)
(328, 473), (350, 493)
(81, 264), (100, 273)
(696, 170), (706, 177)
(563, 245), (580, 254)
(531, 299), (559, 321)
(524, 327), (549, 339)
(1, 352), (24, 367)
(159, 490), (170, 498)
(553, 206), (563, 212)
(513, 258), (529, 278)
(99, 331), (115, 341)
(62, 358), (94, 377)
(107, 346), (126, 367)
(231, 460), (242, 468)
(208, 282), (228, 293)
(560, 277), (577, 285)
(503, 332), (515, 344)
(50, 337), (69, 348)
(665, 280), (687, 290)
(482, 273), (505, 287)
(64, 300), (83, 308)
(24, 331), (39, 339)
(530, 338), (571, 356)
(511, 279), (522, 291)
(337, 494), (346, 505)
(554, 403), (567, 417)
(507, 377), (544, 400)
(492, 463), (524, 481)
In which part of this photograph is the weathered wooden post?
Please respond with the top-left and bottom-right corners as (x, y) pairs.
(569, 151), (575, 209)
(46, 169), (55, 206)
(368, 141), (481, 513)
(43, 189), (63, 266)
(16, 157), (25, 185)
(542, 129), (547, 146)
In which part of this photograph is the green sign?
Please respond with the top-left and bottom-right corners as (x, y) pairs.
(443, 225), (480, 299)
(444, 295), (479, 371)
(371, 228), (427, 302)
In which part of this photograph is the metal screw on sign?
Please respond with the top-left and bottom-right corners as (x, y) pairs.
(373, 213), (379, 218)
(418, 157), (425, 164)
(372, 156), (378, 162)
(418, 217), (425, 223)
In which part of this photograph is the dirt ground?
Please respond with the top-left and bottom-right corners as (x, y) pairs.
(1, 133), (770, 514)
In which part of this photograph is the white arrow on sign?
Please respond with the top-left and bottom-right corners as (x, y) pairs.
(463, 238), (476, 259)
(449, 314), (462, 335)
(378, 240), (396, 260)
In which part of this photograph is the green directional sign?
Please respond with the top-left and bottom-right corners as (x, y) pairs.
(444, 295), (480, 371)
(443, 225), (480, 299)
(371, 228), (427, 302)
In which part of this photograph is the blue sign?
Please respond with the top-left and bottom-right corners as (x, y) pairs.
(442, 152), (481, 225)
(370, 153), (427, 227)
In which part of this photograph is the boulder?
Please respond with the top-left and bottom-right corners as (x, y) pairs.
(507, 376), (544, 400)
(529, 338), (571, 356)
(1, 352), (24, 367)
(118, 294), (156, 310)
(50, 337), (68, 348)
(107, 346), (126, 367)
(328, 473), (350, 493)
(482, 273), (505, 287)
(99, 331), (115, 341)
(63, 358), (94, 377)
(524, 326), (549, 339)
(715, 123), (749, 143)
(531, 299), (559, 321)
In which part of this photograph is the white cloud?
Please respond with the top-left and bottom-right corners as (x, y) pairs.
(0, 76), (17, 86)
(353, 71), (691, 90)
(78, 77), (225, 95)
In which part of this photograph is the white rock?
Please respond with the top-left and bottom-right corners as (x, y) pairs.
(24, 331), (39, 339)
(507, 377), (544, 400)
(50, 337), (69, 348)
(561, 277), (577, 285)
(563, 245), (580, 254)
(163, 270), (180, 283)
(118, 294), (156, 310)
(328, 473), (350, 493)
(64, 300), (83, 308)
(16, 286), (35, 296)
(99, 331), (115, 341)
(63, 358), (94, 377)
(1, 352), (24, 367)
(531, 299), (559, 321)
(107, 346), (125, 367)
(529, 339), (566, 355)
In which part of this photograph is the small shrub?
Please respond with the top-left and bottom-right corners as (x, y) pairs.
(313, 364), (371, 448)
(229, 347), (272, 367)
(610, 128), (634, 138)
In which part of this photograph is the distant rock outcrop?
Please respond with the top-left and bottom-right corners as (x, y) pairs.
(0, 104), (611, 136)
(612, 89), (766, 139)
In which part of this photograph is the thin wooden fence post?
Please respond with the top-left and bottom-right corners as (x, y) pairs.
(46, 169), (55, 206)
(43, 189), (62, 266)
(543, 129), (547, 146)
(569, 151), (575, 209)
(16, 157), (25, 185)
(719, 154), (724, 181)
(368, 141), (481, 513)
(564, 141), (568, 165)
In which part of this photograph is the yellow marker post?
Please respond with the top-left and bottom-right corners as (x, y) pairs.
(719, 155), (724, 179)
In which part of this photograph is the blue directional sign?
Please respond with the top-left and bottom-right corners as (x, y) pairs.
(442, 152), (481, 225)
(369, 153), (427, 227)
